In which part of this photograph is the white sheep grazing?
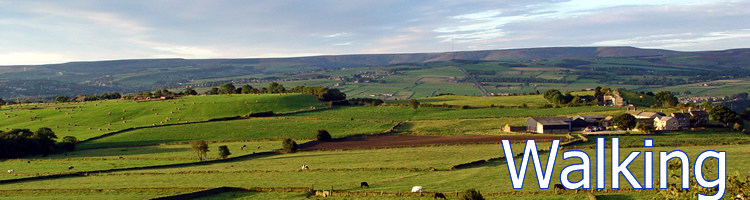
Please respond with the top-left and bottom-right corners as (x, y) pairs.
(7, 169), (13, 173)
(411, 186), (422, 192)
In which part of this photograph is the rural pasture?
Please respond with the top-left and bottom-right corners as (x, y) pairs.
(1, 93), (748, 199)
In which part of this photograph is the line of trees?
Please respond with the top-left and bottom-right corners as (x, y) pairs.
(0, 128), (76, 159)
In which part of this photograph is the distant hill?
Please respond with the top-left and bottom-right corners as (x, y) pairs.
(1, 46), (749, 100)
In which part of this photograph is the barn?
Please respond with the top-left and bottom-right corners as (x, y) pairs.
(526, 117), (571, 133)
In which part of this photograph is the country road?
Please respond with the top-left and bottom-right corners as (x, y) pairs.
(457, 66), (490, 97)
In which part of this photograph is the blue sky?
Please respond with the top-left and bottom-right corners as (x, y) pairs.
(0, 0), (748, 65)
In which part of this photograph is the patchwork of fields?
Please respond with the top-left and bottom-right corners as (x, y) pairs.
(1, 94), (748, 199)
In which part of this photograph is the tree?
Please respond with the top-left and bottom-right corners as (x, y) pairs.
(570, 96), (582, 106)
(55, 96), (69, 103)
(594, 86), (603, 98)
(268, 82), (286, 94)
(654, 91), (678, 107)
(460, 189), (485, 200)
(709, 105), (738, 124)
(190, 140), (210, 161)
(409, 99), (420, 111)
(635, 122), (654, 134)
(241, 84), (254, 94)
(282, 138), (298, 153)
(219, 83), (236, 94)
(218, 145), (231, 159)
(612, 113), (637, 131)
(318, 88), (346, 101)
(316, 130), (332, 141)
(185, 88), (198, 96)
(62, 136), (78, 143)
(0, 98), (5, 107)
(700, 101), (712, 110)
(209, 87), (220, 95)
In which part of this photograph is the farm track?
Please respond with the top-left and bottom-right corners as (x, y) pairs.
(299, 134), (567, 151)
(457, 66), (489, 97)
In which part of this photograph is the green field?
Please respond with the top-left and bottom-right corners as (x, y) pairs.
(2, 92), (749, 199)
(0, 94), (324, 140)
(78, 118), (394, 149)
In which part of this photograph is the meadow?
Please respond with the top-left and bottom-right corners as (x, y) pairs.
(0, 94), (323, 140)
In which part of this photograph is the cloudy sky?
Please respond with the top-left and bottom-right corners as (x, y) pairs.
(1, 0), (749, 65)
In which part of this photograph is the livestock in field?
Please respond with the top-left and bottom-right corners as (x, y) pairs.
(360, 182), (369, 188)
(434, 193), (447, 199)
(553, 183), (565, 190)
(7, 169), (13, 173)
(301, 165), (309, 170)
(68, 166), (74, 170)
(411, 186), (422, 192)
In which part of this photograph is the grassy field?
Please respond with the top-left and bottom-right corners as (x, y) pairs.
(0, 191), (191, 200)
(2, 143), (747, 196)
(288, 105), (623, 121)
(0, 94), (324, 140)
(78, 118), (394, 149)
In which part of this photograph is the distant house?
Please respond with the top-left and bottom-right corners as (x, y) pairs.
(526, 117), (571, 133)
(503, 125), (526, 133)
(632, 111), (665, 126)
(603, 94), (626, 106)
(671, 113), (691, 129)
(689, 109), (709, 125)
(654, 116), (679, 131)
(601, 116), (613, 127)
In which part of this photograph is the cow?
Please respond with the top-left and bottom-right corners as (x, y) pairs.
(7, 169), (13, 173)
(553, 184), (565, 191)
(434, 193), (447, 199)
(411, 186), (422, 193)
(68, 166), (74, 170)
(301, 165), (309, 170)
(360, 182), (369, 188)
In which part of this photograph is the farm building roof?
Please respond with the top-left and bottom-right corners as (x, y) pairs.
(530, 116), (571, 126)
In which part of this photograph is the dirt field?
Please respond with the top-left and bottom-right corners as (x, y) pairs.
(299, 135), (568, 151)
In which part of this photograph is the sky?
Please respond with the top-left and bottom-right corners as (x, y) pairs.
(0, 0), (749, 65)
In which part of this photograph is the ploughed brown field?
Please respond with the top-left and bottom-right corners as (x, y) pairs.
(299, 135), (568, 151)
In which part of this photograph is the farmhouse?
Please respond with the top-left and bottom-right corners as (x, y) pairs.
(689, 109), (709, 125)
(671, 113), (691, 129)
(632, 111), (665, 126)
(526, 117), (571, 133)
(654, 116), (679, 131)
(603, 94), (626, 106)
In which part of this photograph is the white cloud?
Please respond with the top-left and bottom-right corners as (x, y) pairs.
(324, 32), (352, 38)
(0, 52), (68, 65)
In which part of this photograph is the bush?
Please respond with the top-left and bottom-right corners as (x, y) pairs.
(218, 145), (231, 159)
(460, 189), (485, 200)
(282, 138), (298, 153)
(316, 130), (332, 141)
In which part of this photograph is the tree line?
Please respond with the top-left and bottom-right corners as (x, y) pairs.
(0, 128), (76, 159)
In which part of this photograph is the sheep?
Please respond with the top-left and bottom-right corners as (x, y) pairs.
(411, 186), (422, 193)
(301, 165), (309, 170)
(315, 190), (330, 197)
(434, 193), (447, 199)
(7, 169), (13, 173)
(360, 182), (369, 188)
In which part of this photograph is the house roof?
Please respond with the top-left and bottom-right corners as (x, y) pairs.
(656, 116), (676, 122)
(636, 112), (666, 119)
(671, 113), (691, 119)
(575, 115), (606, 120)
(690, 110), (708, 116)
(530, 117), (571, 126)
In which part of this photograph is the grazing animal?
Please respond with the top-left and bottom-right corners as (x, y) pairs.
(7, 169), (13, 173)
(553, 184), (565, 190)
(434, 193), (447, 199)
(257, 146), (261, 149)
(736, 194), (746, 200)
(315, 190), (330, 197)
(241, 145), (246, 150)
(411, 186), (422, 193)
(68, 166), (74, 170)
(301, 165), (309, 170)
(360, 182), (369, 188)
(27, 161), (30, 164)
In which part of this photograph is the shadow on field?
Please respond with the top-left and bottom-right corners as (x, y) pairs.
(454, 150), (553, 170)
(30, 146), (189, 159)
(596, 194), (637, 200)
(77, 140), (180, 150)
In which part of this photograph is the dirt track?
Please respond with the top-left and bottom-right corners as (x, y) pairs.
(298, 135), (567, 151)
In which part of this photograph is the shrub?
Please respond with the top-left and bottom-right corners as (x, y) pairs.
(218, 145), (231, 159)
(282, 138), (298, 153)
(316, 130), (332, 141)
(460, 189), (485, 200)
